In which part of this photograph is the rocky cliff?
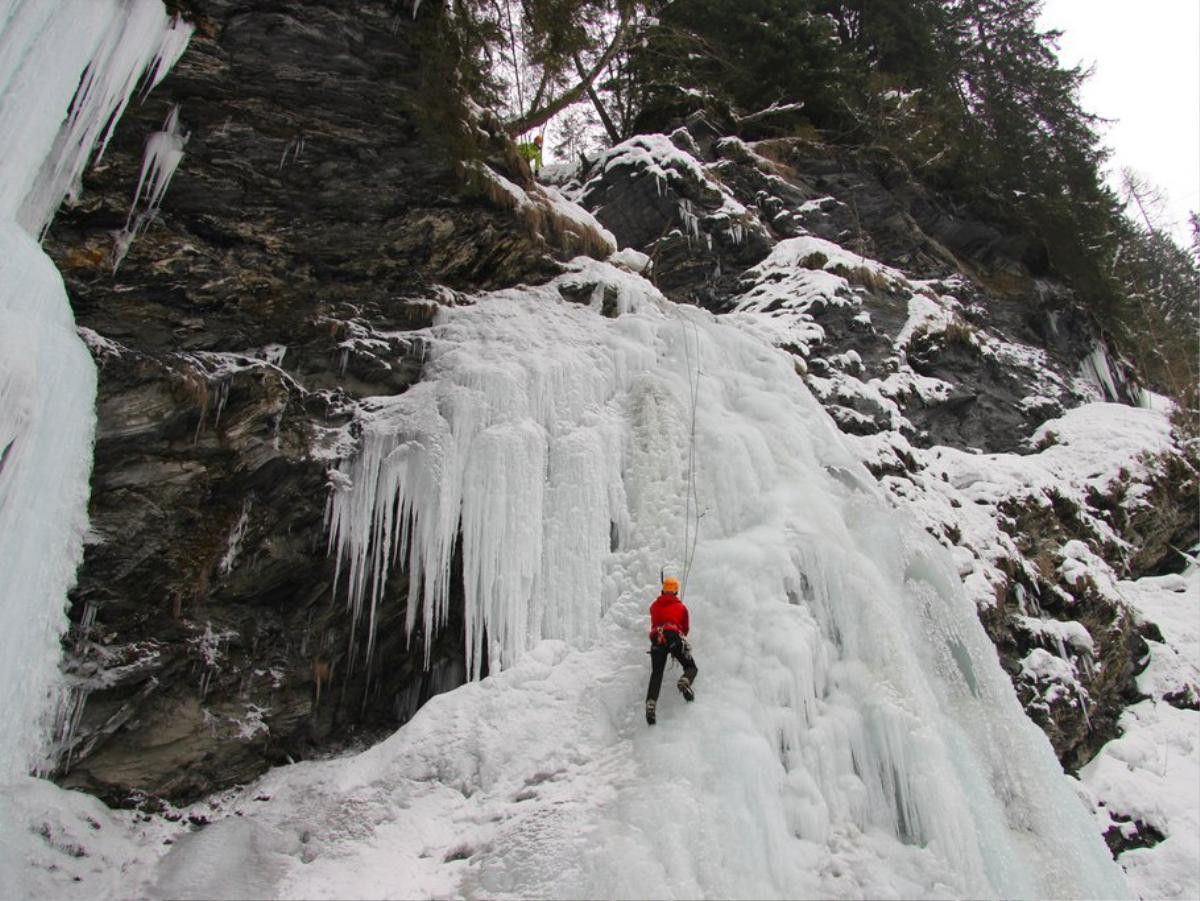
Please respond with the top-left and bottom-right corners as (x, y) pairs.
(43, 0), (1196, 825)
(44, 0), (576, 806)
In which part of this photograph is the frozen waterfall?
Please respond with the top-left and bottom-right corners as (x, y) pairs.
(306, 259), (1132, 899)
(0, 0), (191, 781)
(0, 222), (96, 781)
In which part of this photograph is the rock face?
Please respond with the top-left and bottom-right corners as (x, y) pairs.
(45, 0), (567, 806)
(43, 4), (1196, 813)
(575, 120), (1142, 455)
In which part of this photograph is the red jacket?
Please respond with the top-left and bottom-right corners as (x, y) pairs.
(649, 593), (689, 639)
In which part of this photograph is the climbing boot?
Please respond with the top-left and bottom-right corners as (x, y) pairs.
(645, 699), (656, 725)
(677, 675), (695, 702)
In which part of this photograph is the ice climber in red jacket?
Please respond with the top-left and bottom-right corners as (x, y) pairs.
(645, 576), (698, 725)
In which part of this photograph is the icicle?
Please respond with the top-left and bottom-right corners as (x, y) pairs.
(138, 12), (192, 99)
(56, 685), (90, 772)
(1079, 344), (1122, 402)
(1052, 631), (1069, 662)
(78, 599), (98, 637)
(0, 0), (194, 235)
(277, 137), (304, 170)
(112, 102), (188, 271)
(0, 0), (191, 783)
(218, 499), (252, 575)
(1079, 650), (1095, 680)
(1077, 683), (1093, 731)
(327, 267), (646, 681)
(1029, 580), (1044, 615)
(212, 377), (231, 428)
(678, 199), (701, 246)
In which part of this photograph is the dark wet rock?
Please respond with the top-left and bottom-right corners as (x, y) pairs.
(974, 439), (1198, 773)
(45, 0), (542, 807)
(1101, 814), (1168, 857)
(980, 569), (1146, 775)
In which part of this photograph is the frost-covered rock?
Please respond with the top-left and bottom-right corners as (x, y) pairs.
(1079, 566), (1200, 898)
(572, 131), (773, 303)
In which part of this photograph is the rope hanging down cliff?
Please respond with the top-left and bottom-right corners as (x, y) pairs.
(679, 314), (702, 598)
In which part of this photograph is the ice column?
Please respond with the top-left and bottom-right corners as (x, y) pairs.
(0, 0), (192, 781)
(0, 223), (98, 780)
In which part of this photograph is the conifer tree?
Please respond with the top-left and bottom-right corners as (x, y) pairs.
(449, 0), (1195, 406)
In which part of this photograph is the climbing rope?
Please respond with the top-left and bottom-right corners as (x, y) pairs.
(679, 313), (702, 598)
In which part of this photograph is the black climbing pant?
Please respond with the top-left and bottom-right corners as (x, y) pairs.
(646, 631), (698, 702)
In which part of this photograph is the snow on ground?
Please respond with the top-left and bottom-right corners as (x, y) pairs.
(1080, 566), (1200, 901)
(1124, 571), (1200, 708)
(730, 234), (1181, 619)
(0, 774), (178, 899)
(718, 200), (1180, 619)
(884, 403), (1179, 610)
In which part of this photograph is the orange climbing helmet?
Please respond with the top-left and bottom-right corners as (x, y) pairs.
(662, 577), (680, 594)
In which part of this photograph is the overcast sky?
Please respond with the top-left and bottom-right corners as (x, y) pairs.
(1038, 0), (1199, 247)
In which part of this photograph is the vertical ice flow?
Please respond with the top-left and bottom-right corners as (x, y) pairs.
(326, 258), (1130, 898)
(0, 223), (97, 781)
(0, 0), (191, 781)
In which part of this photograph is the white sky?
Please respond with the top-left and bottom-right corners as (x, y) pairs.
(1038, 0), (1200, 247)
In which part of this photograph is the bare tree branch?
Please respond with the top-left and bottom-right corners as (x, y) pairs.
(573, 51), (621, 143)
(505, 12), (633, 136)
(528, 68), (553, 117)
